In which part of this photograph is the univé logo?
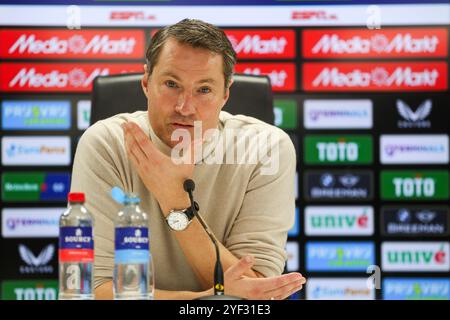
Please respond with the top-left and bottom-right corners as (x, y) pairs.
(303, 62), (448, 92)
(224, 30), (295, 58)
(305, 206), (373, 236)
(303, 28), (448, 58)
(382, 242), (450, 271)
(19, 244), (55, 274)
(0, 29), (144, 59)
(0, 63), (142, 92)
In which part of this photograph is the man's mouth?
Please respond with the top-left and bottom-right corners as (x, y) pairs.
(171, 122), (194, 129)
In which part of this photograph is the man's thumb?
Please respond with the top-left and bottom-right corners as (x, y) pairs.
(226, 255), (254, 280)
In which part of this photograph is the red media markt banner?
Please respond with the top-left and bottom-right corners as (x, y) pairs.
(224, 29), (296, 59)
(302, 28), (448, 59)
(0, 29), (145, 59)
(0, 63), (143, 92)
(303, 62), (448, 92)
(235, 62), (296, 92)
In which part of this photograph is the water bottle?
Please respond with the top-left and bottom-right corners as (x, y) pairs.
(113, 192), (154, 300)
(58, 192), (94, 300)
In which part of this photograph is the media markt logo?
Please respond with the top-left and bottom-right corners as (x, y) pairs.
(381, 170), (449, 201)
(383, 278), (450, 300)
(2, 172), (70, 201)
(397, 99), (432, 129)
(382, 242), (450, 272)
(18, 244), (55, 274)
(305, 206), (374, 236)
(305, 170), (373, 201)
(1, 280), (58, 300)
(274, 99), (297, 129)
(306, 242), (374, 271)
(381, 207), (449, 236)
(304, 135), (372, 165)
(1, 100), (71, 130)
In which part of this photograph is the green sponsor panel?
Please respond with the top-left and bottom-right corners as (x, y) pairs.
(2, 280), (58, 300)
(1, 172), (45, 201)
(381, 170), (449, 200)
(273, 99), (297, 129)
(304, 135), (373, 165)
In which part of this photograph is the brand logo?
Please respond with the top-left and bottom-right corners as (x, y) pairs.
(380, 135), (449, 164)
(1, 280), (58, 300)
(286, 241), (299, 272)
(19, 244), (55, 274)
(303, 62), (448, 92)
(383, 278), (450, 300)
(307, 278), (374, 300)
(382, 242), (450, 272)
(274, 99), (297, 129)
(306, 242), (375, 271)
(381, 170), (449, 201)
(291, 10), (338, 21)
(235, 63), (296, 92)
(225, 30), (295, 59)
(0, 63), (142, 92)
(305, 171), (373, 201)
(305, 206), (374, 236)
(110, 11), (156, 21)
(303, 28), (448, 58)
(0, 29), (144, 59)
(2, 136), (71, 166)
(304, 135), (372, 164)
(77, 100), (91, 130)
(2, 208), (63, 238)
(1, 100), (71, 130)
(381, 207), (449, 237)
(397, 99), (432, 129)
(2, 172), (70, 202)
(304, 99), (373, 129)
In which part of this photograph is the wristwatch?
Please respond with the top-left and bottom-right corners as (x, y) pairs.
(166, 202), (198, 231)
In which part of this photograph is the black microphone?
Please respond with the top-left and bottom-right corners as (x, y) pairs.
(183, 179), (242, 300)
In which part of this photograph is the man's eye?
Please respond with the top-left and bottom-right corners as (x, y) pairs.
(199, 87), (211, 94)
(165, 80), (177, 88)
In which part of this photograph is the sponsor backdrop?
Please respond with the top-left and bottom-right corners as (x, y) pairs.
(0, 0), (449, 300)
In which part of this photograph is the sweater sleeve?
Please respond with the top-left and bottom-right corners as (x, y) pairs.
(70, 120), (130, 289)
(223, 129), (297, 277)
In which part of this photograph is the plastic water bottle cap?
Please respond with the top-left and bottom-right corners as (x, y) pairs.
(68, 192), (85, 203)
(111, 187), (126, 204)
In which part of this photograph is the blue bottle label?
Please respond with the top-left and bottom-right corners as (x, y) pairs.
(115, 227), (149, 264)
(59, 227), (94, 249)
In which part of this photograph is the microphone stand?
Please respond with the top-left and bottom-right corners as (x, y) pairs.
(183, 179), (243, 300)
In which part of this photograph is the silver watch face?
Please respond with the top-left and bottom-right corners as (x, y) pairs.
(167, 211), (189, 231)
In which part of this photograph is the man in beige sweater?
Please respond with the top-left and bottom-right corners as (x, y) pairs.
(71, 18), (306, 300)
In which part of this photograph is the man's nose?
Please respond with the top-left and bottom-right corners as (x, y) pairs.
(175, 91), (196, 116)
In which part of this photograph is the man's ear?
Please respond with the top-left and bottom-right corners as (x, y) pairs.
(141, 64), (149, 98)
(221, 78), (234, 110)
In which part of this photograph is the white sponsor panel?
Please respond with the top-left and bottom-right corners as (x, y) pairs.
(2, 136), (71, 166)
(306, 278), (375, 300)
(380, 135), (449, 164)
(77, 100), (91, 130)
(2, 208), (64, 238)
(286, 241), (299, 272)
(382, 242), (450, 272)
(304, 99), (372, 129)
(305, 206), (374, 236)
(0, 5), (448, 26)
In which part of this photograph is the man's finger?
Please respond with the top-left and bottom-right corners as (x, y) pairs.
(264, 279), (304, 300)
(225, 256), (254, 281)
(126, 121), (163, 163)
